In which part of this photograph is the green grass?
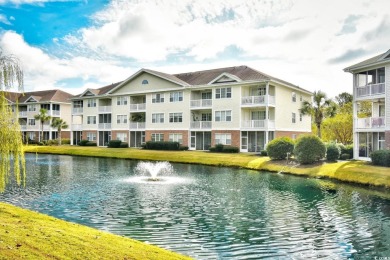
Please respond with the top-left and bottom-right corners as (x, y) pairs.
(0, 202), (191, 260)
(24, 145), (390, 188)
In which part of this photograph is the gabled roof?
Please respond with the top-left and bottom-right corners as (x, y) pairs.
(344, 49), (390, 72)
(3, 89), (73, 103)
(74, 82), (122, 98)
(208, 72), (242, 84)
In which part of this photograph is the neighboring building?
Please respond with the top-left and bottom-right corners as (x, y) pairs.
(5, 90), (73, 142)
(344, 49), (390, 160)
(71, 65), (312, 151)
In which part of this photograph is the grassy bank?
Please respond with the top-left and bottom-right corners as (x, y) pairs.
(0, 202), (190, 260)
(24, 145), (390, 188)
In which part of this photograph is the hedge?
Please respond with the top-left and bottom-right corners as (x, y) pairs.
(108, 140), (122, 148)
(266, 137), (294, 160)
(371, 150), (390, 167)
(326, 143), (340, 162)
(143, 141), (181, 150)
(294, 135), (326, 164)
(209, 145), (239, 153)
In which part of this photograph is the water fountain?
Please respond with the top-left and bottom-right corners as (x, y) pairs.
(135, 161), (173, 181)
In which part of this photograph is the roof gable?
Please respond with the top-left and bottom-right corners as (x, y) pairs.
(79, 89), (97, 97)
(208, 72), (242, 84)
(379, 49), (390, 60)
(25, 96), (39, 103)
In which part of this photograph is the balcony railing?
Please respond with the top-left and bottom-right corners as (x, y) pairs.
(241, 95), (275, 106)
(72, 124), (83, 131)
(241, 120), (275, 129)
(51, 110), (60, 116)
(190, 99), (212, 108)
(190, 121), (212, 129)
(98, 123), (112, 129)
(20, 125), (27, 130)
(129, 122), (145, 129)
(356, 117), (385, 129)
(19, 111), (27, 117)
(98, 106), (112, 113)
(72, 107), (83, 114)
(130, 103), (146, 111)
(356, 83), (385, 98)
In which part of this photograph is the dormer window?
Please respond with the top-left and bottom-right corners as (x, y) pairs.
(142, 79), (149, 85)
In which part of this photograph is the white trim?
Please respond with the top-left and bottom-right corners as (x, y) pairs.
(208, 72), (242, 85)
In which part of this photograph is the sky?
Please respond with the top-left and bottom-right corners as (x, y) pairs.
(1, 0), (390, 98)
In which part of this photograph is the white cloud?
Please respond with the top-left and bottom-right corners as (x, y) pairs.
(0, 0), (75, 5)
(0, 14), (11, 25)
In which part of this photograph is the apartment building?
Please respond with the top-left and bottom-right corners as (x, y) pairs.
(71, 66), (312, 152)
(344, 49), (390, 160)
(6, 90), (73, 142)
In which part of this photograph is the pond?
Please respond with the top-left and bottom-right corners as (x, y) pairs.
(1, 154), (390, 259)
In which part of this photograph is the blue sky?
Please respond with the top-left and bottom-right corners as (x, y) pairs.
(1, 0), (390, 97)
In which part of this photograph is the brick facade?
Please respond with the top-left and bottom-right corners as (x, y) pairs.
(211, 130), (240, 147)
(386, 131), (390, 149)
(82, 130), (97, 141)
(145, 130), (189, 146)
(111, 130), (129, 143)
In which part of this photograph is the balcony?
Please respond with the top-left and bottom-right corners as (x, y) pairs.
(356, 117), (385, 129)
(356, 83), (385, 98)
(19, 111), (27, 117)
(241, 95), (275, 106)
(51, 110), (60, 116)
(72, 124), (83, 131)
(98, 123), (112, 129)
(130, 103), (146, 111)
(98, 106), (112, 113)
(20, 124), (27, 130)
(190, 99), (212, 109)
(190, 121), (212, 129)
(72, 107), (83, 114)
(129, 122), (145, 129)
(241, 120), (275, 129)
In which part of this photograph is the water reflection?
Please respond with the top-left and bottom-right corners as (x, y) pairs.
(1, 154), (390, 259)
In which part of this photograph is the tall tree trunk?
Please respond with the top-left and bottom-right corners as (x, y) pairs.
(58, 129), (62, 145)
(316, 123), (322, 138)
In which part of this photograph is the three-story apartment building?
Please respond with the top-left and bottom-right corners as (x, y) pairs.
(344, 49), (390, 159)
(6, 90), (73, 142)
(71, 66), (312, 151)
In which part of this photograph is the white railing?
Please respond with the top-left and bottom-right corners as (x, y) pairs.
(241, 120), (275, 129)
(72, 107), (83, 114)
(190, 99), (212, 108)
(130, 103), (146, 111)
(98, 106), (112, 113)
(98, 123), (111, 129)
(51, 110), (60, 116)
(356, 83), (385, 98)
(129, 122), (145, 129)
(19, 111), (27, 117)
(190, 121), (212, 129)
(241, 95), (275, 106)
(43, 124), (54, 131)
(72, 124), (83, 131)
(20, 125), (27, 130)
(356, 117), (385, 129)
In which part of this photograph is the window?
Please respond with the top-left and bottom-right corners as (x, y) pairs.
(215, 133), (231, 145)
(87, 116), (96, 124)
(292, 113), (296, 123)
(152, 93), (164, 103)
(300, 113), (303, 122)
(151, 133), (164, 142)
(379, 132), (385, 150)
(73, 100), (83, 108)
(28, 105), (36, 112)
(215, 87), (231, 99)
(117, 96), (128, 106)
(28, 119), (35, 125)
(117, 115), (128, 124)
(169, 112), (183, 123)
(215, 110), (232, 122)
(251, 111), (266, 120)
(169, 133), (183, 144)
(292, 92), (296, 102)
(28, 132), (35, 140)
(142, 79), (149, 85)
(202, 113), (212, 121)
(170, 91), (183, 102)
(52, 104), (60, 111)
(300, 95), (303, 102)
(250, 86), (266, 96)
(201, 92), (212, 99)
(87, 99), (96, 107)
(116, 133), (128, 142)
(152, 113), (164, 123)
(87, 132), (97, 141)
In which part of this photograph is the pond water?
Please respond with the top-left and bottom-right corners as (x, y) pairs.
(1, 154), (390, 259)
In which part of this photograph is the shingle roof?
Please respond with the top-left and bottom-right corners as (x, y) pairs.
(3, 89), (73, 103)
(144, 69), (189, 86)
(74, 82), (123, 97)
(344, 49), (390, 71)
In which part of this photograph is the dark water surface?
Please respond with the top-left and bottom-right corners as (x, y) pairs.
(1, 154), (390, 259)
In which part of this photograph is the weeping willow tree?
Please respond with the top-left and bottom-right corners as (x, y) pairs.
(0, 49), (25, 192)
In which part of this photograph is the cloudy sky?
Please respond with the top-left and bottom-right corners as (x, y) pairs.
(0, 0), (389, 98)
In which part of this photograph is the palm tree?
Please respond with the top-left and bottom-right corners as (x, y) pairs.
(51, 118), (68, 145)
(34, 108), (51, 142)
(300, 90), (337, 138)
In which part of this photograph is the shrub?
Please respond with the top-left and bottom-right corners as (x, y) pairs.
(61, 138), (71, 145)
(47, 139), (59, 146)
(119, 142), (128, 148)
(222, 146), (239, 153)
(371, 150), (390, 167)
(326, 143), (340, 162)
(78, 140), (89, 146)
(266, 137), (294, 160)
(179, 146), (189, 151)
(294, 135), (326, 164)
(260, 150), (268, 156)
(144, 141), (180, 150)
(215, 144), (224, 152)
(108, 140), (122, 148)
(86, 141), (97, 146)
(340, 153), (350, 160)
(340, 144), (353, 159)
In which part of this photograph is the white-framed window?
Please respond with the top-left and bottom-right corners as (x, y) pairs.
(215, 133), (232, 145)
(87, 99), (96, 107)
(169, 112), (183, 123)
(292, 113), (296, 123)
(300, 95), (303, 102)
(28, 132), (35, 140)
(300, 113), (303, 122)
(201, 92), (212, 99)
(87, 132), (97, 141)
(170, 91), (183, 102)
(73, 100), (83, 108)
(215, 110), (232, 122)
(117, 96), (128, 106)
(202, 113), (212, 121)
(169, 133), (183, 144)
(152, 93), (164, 103)
(151, 133), (164, 142)
(215, 87), (231, 99)
(116, 133), (128, 142)
(142, 79), (148, 85)
(87, 116), (96, 124)
(152, 113), (164, 123)
(250, 86), (266, 96)
(292, 92), (296, 102)
(379, 132), (385, 150)
(117, 115), (128, 124)
(27, 105), (36, 112)
(28, 119), (35, 125)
